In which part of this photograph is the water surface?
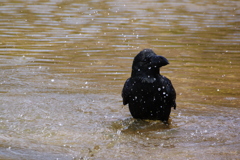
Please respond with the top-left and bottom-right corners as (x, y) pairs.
(0, 0), (240, 159)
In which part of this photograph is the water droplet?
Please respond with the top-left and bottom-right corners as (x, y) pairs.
(158, 88), (161, 91)
(148, 67), (151, 70)
(117, 130), (121, 135)
(138, 69), (140, 71)
(163, 92), (166, 95)
(162, 86), (165, 89)
(135, 96), (137, 99)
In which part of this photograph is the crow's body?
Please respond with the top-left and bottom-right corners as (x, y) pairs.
(122, 49), (176, 122)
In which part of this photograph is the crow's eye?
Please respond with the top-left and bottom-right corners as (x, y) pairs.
(142, 57), (151, 62)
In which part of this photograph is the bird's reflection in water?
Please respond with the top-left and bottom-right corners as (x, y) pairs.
(112, 117), (172, 134)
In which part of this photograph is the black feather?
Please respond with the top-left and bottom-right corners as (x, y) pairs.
(122, 49), (176, 122)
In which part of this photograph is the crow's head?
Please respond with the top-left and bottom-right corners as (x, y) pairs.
(131, 49), (169, 79)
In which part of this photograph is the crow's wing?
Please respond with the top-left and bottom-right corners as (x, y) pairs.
(163, 76), (176, 109)
(122, 78), (132, 105)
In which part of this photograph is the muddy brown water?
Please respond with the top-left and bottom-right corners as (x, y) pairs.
(0, 0), (240, 159)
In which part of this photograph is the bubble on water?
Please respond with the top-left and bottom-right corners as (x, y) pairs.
(138, 68), (140, 71)
(163, 92), (166, 95)
(135, 96), (137, 100)
(85, 82), (88, 84)
(158, 88), (161, 91)
(148, 67), (151, 70)
(162, 86), (165, 89)
(51, 79), (54, 82)
(217, 89), (220, 91)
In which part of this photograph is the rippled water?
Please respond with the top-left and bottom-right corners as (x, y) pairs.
(0, 0), (240, 159)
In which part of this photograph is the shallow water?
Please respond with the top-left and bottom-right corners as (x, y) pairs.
(0, 0), (240, 159)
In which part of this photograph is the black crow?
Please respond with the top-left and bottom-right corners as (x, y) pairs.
(122, 49), (176, 122)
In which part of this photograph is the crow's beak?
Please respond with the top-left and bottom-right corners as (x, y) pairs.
(153, 56), (169, 67)
(159, 56), (169, 66)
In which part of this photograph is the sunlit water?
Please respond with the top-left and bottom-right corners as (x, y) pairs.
(0, 0), (240, 159)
